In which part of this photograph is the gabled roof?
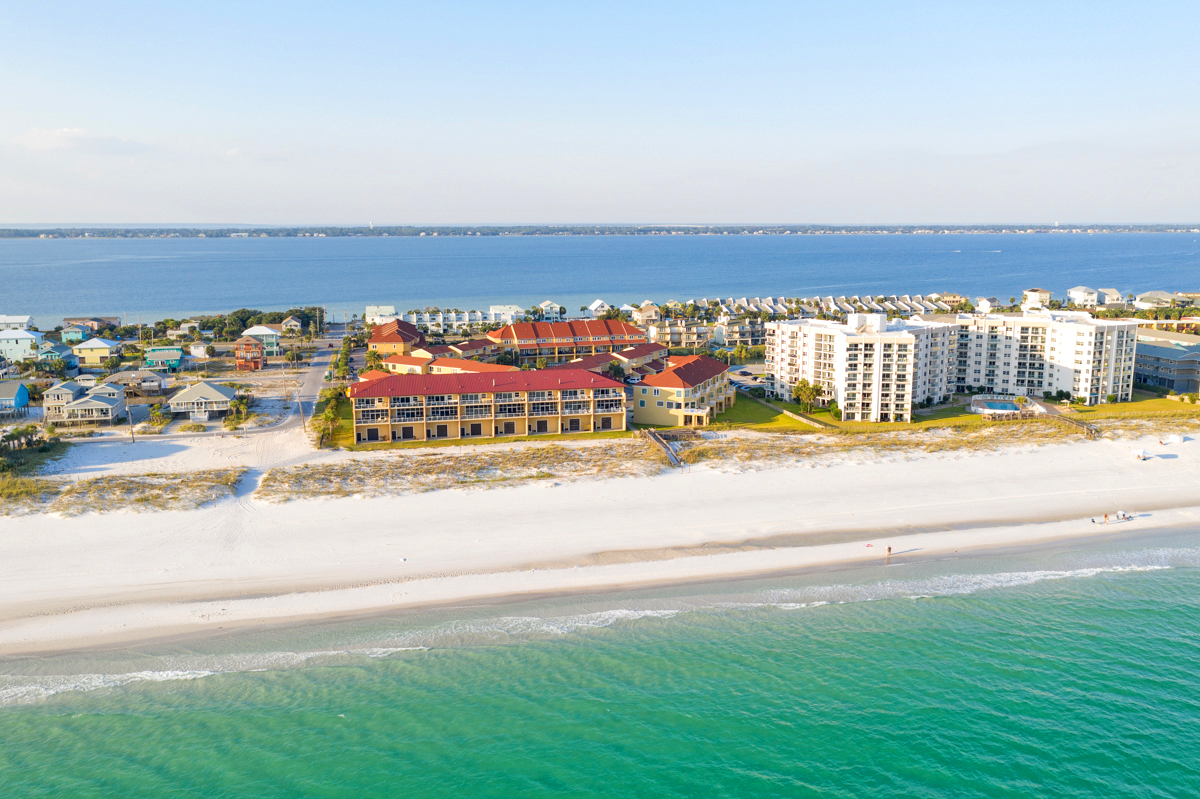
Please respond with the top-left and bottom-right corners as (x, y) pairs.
(357, 369), (394, 382)
(0, 382), (29, 400)
(639, 355), (729, 389)
(103, 370), (168, 385)
(64, 394), (122, 410)
(450, 338), (496, 352)
(348, 369), (625, 398)
(1068, 286), (1097, 293)
(242, 325), (282, 337)
(412, 345), (453, 356)
(547, 353), (617, 372)
(169, 381), (239, 404)
(616, 343), (669, 359)
(235, 336), (264, 347)
(383, 354), (435, 366)
(370, 319), (425, 345)
(1, 329), (42, 341)
(428, 358), (518, 373)
(487, 319), (645, 341)
(73, 337), (117, 349)
(45, 381), (83, 396)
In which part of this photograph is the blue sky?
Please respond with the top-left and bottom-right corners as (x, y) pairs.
(1, 1), (1197, 224)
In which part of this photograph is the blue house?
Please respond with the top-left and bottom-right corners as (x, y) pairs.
(38, 342), (80, 370)
(60, 324), (91, 343)
(0, 381), (31, 418)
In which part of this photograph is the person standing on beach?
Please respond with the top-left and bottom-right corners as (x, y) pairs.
(1104, 513), (1109, 525)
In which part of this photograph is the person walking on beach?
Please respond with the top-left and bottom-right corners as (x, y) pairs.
(1104, 513), (1109, 525)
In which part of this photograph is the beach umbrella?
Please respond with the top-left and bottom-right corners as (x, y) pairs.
(1131, 449), (1152, 459)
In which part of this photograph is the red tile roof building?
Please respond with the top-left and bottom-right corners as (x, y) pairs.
(368, 319), (426, 356)
(548, 343), (670, 376)
(347, 369), (628, 443)
(486, 320), (647, 367)
(631, 355), (735, 427)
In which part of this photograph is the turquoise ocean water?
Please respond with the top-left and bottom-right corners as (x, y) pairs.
(3, 530), (1199, 797)
(4, 232), (1200, 327)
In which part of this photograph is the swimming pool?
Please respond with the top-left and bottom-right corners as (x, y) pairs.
(983, 401), (1020, 411)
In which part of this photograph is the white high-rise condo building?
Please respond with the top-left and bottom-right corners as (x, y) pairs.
(764, 313), (956, 422)
(936, 310), (1138, 403)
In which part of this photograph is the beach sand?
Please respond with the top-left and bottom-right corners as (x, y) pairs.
(2, 429), (1197, 654)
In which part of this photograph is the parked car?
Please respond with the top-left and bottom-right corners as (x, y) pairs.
(626, 375), (642, 384)
(738, 370), (751, 376)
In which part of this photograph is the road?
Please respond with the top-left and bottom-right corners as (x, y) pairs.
(73, 340), (340, 444)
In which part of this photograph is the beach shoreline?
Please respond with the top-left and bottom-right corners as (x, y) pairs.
(2, 431), (1198, 656)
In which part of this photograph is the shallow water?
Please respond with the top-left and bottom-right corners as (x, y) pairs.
(2, 529), (1198, 796)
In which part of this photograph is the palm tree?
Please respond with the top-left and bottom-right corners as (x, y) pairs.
(792, 378), (820, 412)
(364, 350), (383, 371)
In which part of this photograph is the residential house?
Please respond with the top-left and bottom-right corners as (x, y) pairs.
(1098, 288), (1129, 308)
(366, 319), (426, 357)
(0, 315), (33, 331)
(43, 381), (126, 426)
(632, 302), (661, 326)
(1135, 291), (1193, 310)
(587, 299), (611, 318)
(0, 329), (45, 363)
(167, 321), (201, 339)
(103, 370), (170, 397)
(485, 319), (648, 367)
(974, 297), (1001, 314)
(1021, 289), (1053, 309)
(235, 336), (265, 371)
(189, 343), (209, 358)
(538, 300), (566, 319)
(1067, 286), (1099, 307)
(144, 346), (184, 372)
(37, 342), (79, 370)
(380, 355), (434, 375)
(488, 305), (527, 323)
(347, 369), (628, 443)
(63, 317), (119, 331)
(60, 324), (91, 343)
(167, 381), (239, 420)
(1133, 329), (1200, 393)
(240, 324), (283, 356)
(364, 305), (397, 324)
(631, 356), (735, 427)
(0, 381), (31, 418)
(71, 338), (121, 368)
(282, 315), (304, 334)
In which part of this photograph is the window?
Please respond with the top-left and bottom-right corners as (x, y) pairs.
(656, 401), (664, 407)
(639, 400), (645, 407)
(653, 388), (660, 396)
(641, 387), (647, 394)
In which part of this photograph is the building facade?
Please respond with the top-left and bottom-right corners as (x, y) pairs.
(235, 337), (265, 370)
(0, 329), (44, 362)
(485, 320), (647, 367)
(347, 370), (628, 443)
(630, 355), (734, 426)
(1133, 329), (1200, 393)
(937, 311), (1138, 402)
(765, 313), (956, 422)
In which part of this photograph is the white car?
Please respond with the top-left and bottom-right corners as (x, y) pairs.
(626, 375), (642, 384)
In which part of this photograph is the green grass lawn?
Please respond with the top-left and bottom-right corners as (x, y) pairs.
(712, 398), (816, 432)
(1070, 390), (1200, 419)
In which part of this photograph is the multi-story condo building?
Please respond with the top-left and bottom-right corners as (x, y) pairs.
(765, 313), (956, 422)
(485, 320), (647, 367)
(630, 355), (735, 427)
(347, 370), (628, 443)
(645, 319), (712, 350)
(712, 317), (766, 347)
(1132, 328), (1200, 393)
(932, 310), (1138, 402)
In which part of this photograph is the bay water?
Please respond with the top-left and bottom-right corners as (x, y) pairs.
(4, 232), (1200, 327)
(2, 529), (1198, 797)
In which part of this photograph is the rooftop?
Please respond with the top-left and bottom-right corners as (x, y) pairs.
(348, 369), (625, 398)
(640, 355), (729, 389)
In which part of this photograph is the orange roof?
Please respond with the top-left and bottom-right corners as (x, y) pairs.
(451, 338), (496, 352)
(370, 319), (425, 345)
(349, 369), (625, 398)
(639, 355), (729, 389)
(486, 319), (646, 343)
(383, 354), (435, 366)
(429, 358), (518, 373)
(357, 369), (393, 382)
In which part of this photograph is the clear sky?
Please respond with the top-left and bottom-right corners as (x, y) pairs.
(2, 1), (1197, 225)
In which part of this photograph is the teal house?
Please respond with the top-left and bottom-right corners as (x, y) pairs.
(144, 346), (184, 372)
(60, 324), (91, 343)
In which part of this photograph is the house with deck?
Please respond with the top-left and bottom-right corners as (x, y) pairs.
(167, 381), (239, 420)
(240, 324), (283, 356)
(235, 336), (265, 370)
(103, 370), (170, 397)
(0, 315), (33, 331)
(630, 355), (734, 427)
(0, 329), (44, 363)
(43, 380), (126, 426)
(0, 382), (31, 418)
(71, 338), (121, 368)
(144, 346), (184, 372)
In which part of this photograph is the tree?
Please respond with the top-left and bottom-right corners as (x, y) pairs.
(607, 360), (625, 379)
(792, 378), (820, 412)
(205, 345), (217, 357)
(535, 356), (548, 370)
(364, 350), (383, 370)
(103, 356), (121, 371)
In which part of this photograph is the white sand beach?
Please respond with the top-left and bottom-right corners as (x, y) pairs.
(2, 423), (1198, 654)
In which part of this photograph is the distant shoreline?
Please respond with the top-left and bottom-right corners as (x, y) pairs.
(2, 224), (1199, 239)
